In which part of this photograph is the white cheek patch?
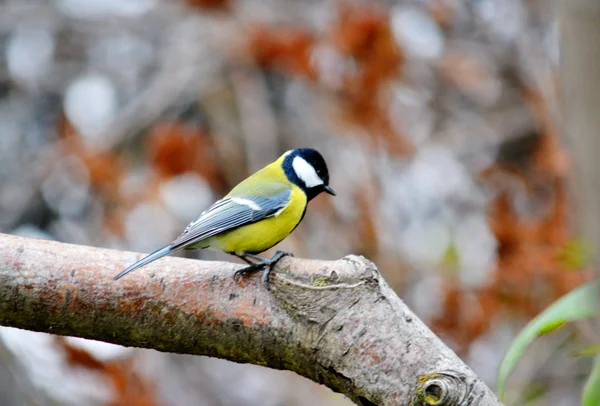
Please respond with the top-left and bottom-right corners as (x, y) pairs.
(292, 156), (323, 188)
(231, 197), (262, 210)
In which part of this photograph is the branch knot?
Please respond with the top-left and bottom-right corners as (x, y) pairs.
(414, 371), (472, 405)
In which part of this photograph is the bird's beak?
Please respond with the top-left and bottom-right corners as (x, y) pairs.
(324, 185), (336, 196)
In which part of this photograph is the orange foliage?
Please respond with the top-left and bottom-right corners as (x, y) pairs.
(59, 337), (106, 370)
(184, 0), (230, 10)
(427, 0), (454, 27)
(56, 338), (158, 406)
(248, 2), (410, 155)
(432, 284), (491, 348)
(355, 188), (379, 257)
(57, 114), (128, 237)
(57, 115), (226, 237)
(433, 189), (589, 352)
(146, 121), (225, 189)
(439, 51), (490, 101)
(331, 2), (409, 154)
(333, 4), (401, 92)
(431, 88), (589, 352)
(57, 114), (125, 202)
(250, 26), (317, 79)
(523, 87), (570, 178)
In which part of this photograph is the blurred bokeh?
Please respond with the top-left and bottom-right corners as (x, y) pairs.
(0, 0), (594, 405)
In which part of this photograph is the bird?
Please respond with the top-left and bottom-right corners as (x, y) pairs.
(113, 148), (335, 284)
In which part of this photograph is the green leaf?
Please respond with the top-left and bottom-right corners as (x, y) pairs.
(573, 343), (600, 358)
(557, 238), (594, 270)
(521, 381), (547, 403)
(439, 243), (459, 272)
(497, 281), (600, 401)
(582, 355), (600, 406)
(537, 320), (566, 336)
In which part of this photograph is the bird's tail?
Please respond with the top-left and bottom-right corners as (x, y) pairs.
(113, 246), (173, 280)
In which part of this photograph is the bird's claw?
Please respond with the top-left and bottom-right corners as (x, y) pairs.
(274, 250), (294, 258)
(233, 263), (265, 282)
(260, 268), (271, 286)
(233, 250), (294, 285)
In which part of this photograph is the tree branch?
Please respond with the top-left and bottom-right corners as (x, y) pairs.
(0, 233), (500, 405)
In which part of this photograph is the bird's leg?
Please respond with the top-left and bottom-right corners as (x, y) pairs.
(243, 250), (294, 262)
(232, 253), (264, 281)
(233, 251), (294, 285)
(231, 253), (256, 266)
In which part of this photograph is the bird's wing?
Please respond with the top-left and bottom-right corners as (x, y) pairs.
(170, 188), (291, 249)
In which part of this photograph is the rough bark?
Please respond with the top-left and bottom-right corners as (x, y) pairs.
(0, 233), (500, 405)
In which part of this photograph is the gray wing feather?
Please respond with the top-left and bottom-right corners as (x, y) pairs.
(170, 190), (290, 249)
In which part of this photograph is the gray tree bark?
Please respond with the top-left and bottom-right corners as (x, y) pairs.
(557, 0), (600, 338)
(558, 0), (600, 251)
(0, 233), (500, 405)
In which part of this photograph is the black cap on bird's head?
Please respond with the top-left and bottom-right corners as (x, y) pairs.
(282, 148), (336, 200)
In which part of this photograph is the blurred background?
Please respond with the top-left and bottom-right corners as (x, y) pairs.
(0, 0), (596, 405)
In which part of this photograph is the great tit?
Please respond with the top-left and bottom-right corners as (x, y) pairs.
(113, 148), (335, 283)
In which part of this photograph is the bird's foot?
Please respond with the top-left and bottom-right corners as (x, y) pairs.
(233, 250), (294, 285)
(273, 250), (294, 258)
(233, 262), (266, 282)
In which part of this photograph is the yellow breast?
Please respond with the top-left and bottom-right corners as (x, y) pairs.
(207, 185), (307, 254)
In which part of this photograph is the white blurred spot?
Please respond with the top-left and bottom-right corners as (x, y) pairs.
(467, 322), (517, 385)
(6, 29), (54, 88)
(0, 327), (114, 406)
(159, 173), (214, 224)
(546, 21), (560, 65)
(64, 336), (132, 362)
(119, 168), (151, 201)
(401, 219), (452, 266)
(89, 35), (155, 86)
(11, 224), (54, 240)
(57, 0), (157, 19)
(64, 75), (118, 150)
(455, 215), (497, 289)
(474, 0), (525, 42)
(311, 45), (354, 89)
(399, 145), (474, 218)
(329, 141), (371, 220)
(408, 274), (445, 322)
(440, 51), (502, 106)
(390, 85), (434, 146)
(42, 155), (90, 217)
(377, 144), (489, 273)
(49, 218), (93, 246)
(125, 202), (178, 252)
(391, 7), (445, 60)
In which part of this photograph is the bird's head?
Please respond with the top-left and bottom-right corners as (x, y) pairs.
(282, 148), (336, 201)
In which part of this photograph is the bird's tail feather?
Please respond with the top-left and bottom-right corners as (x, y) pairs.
(113, 246), (173, 280)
